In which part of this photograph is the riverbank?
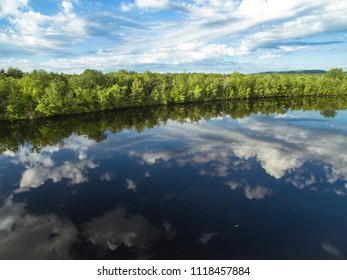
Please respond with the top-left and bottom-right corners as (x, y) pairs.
(0, 68), (346, 120)
(1, 95), (347, 154)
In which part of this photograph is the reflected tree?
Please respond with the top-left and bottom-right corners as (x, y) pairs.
(1, 95), (347, 154)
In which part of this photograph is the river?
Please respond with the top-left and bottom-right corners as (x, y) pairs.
(1, 96), (347, 259)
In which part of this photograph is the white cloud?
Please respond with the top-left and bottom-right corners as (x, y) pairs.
(63, 134), (96, 160)
(0, 0), (88, 53)
(238, 1), (347, 53)
(3, 134), (98, 192)
(121, 0), (170, 11)
(334, 189), (345, 196)
(126, 179), (137, 191)
(226, 181), (271, 200)
(7, 146), (55, 168)
(129, 150), (172, 165)
(128, 113), (347, 195)
(0, 196), (77, 259)
(259, 51), (281, 60)
(84, 209), (178, 255)
(3, 0), (347, 73)
(18, 159), (97, 191)
(0, 0), (28, 17)
(244, 185), (271, 200)
(43, 41), (245, 73)
(141, 151), (171, 164)
(226, 181), (241, 190)
(279, 45), (308, 52)
(286, 173), (316, 189)
(85, 207), (158, 251)
(0, 58), (31, 72)
(62, 0), (73, 13)
(100, 172), (114, 182)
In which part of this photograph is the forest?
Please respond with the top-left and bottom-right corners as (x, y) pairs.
(0, 67), (346, 120)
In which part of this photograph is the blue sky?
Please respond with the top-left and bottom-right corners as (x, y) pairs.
(0, 0), (346, 73)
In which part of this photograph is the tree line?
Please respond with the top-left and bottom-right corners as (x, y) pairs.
(0, 67), (346, 120)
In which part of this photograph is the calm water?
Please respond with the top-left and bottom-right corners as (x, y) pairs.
(1, 97), (347, 259)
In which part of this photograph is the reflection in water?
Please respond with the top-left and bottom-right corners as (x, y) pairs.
(135, 115), (347, 194)
(85, 207), (159, 251)
(3, 135), (98, 192)
(199, 232), (218, 245)
(1, 97), (347, 259)
(125, 179), (137, 191)
(322, 243), (343, 258)
(0, 196), (77, 259)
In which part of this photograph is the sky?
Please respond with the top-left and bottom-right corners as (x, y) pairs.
(0, 0), (347, 73)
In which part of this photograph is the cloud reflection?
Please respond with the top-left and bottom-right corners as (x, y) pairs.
(19, 159), (97, 191)
(199, 232), (217, 245)
(244, 186), (271, 200)
(85, 207), (158, 251)
(322, 243), (343, 258)
(3, 135), (98, 192)
(100, 172), (114, 182)
(0, 196), (77, 259)
(126, 179), (137, 191)
(128, 114), (347, 195)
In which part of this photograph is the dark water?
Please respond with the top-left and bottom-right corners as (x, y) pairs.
(1, 97), (347, 260)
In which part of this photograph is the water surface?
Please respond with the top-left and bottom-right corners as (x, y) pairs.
(1, 97), (347, 259)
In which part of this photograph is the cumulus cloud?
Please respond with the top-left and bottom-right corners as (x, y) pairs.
(100, 172), (114, 182)
(3, 134), (98, 192)
(226, 180), (271, 200)
(85, 207), (159, 251)
(129, 147), (190, 165)
(128, 113), (347, 195)
(62, 0), (73, 13)
(126, 179), (137, 191)
(0, 196), (77, 259)
(135, 151), (171, 165)
(226, 181), (241, 190)
(0, 0), (29, 17)
(244, 185), (271, 200)
(285, 173), (316, 189)
(18, 159), (97, 191)
(63, 134), (96, 160)
(7, 146), (55, 168)
(0, 0), (88, 54)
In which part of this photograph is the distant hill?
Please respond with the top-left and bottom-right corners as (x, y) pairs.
(256, 70), (327, 74)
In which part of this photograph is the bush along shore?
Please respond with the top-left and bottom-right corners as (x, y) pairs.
(0, 67), (346, 120)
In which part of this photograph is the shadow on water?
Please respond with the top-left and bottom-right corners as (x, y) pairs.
(0, 96), (347, 260)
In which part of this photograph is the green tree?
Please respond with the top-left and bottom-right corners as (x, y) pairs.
(35, 77), (68, 116)
(325, 68), (345, 80)
(130, 77), (144, 106)
(6, 67), (24, 79)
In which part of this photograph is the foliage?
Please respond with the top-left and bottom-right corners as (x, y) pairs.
(1, 95), (347, 154)
(0, 67), (346, 120)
